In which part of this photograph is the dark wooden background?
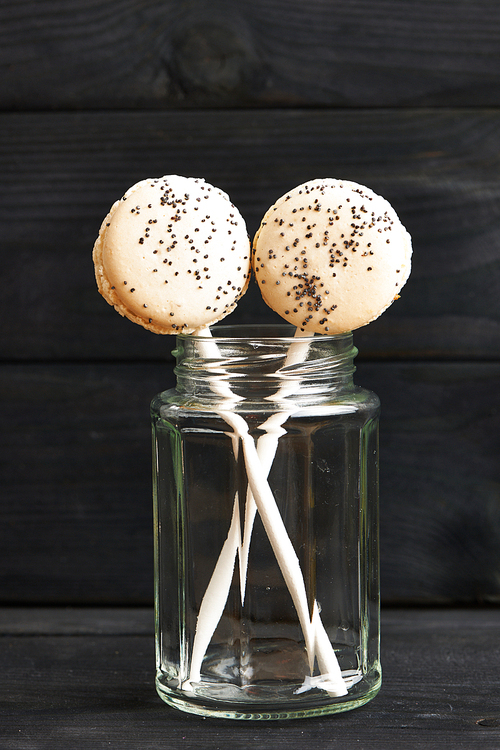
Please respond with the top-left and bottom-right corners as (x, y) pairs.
(1, 0), (500, 608)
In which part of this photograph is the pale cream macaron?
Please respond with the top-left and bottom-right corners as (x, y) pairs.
(93, 175), (251, 334)
(253, 178), (412, 334)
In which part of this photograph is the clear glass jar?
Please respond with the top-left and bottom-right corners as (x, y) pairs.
(152, 324), (380, 720)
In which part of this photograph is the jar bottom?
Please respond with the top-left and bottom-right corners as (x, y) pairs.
(155, 644), (381, 720)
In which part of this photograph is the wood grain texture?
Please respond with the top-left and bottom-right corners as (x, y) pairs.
(1, 109), (500, 360)
(1, 361), (498, 605)
(0, 363), (169, 604)
(2, 0), (500, 619)
(0, 608), (499, 748)
(0, 606), (153, 635)
(1, 0), (500, 110)
(360, 361), (500, 604)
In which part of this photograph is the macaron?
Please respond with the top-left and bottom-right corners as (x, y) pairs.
(252, 178), (412, 334)
(93, 175), (251, 334)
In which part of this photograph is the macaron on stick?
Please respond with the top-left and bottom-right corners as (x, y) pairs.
(245, 176), (412, 608)
(252, 178), (412, 334)
(93, 175), (252, 335)
(243, 177), (412, 692)
(92, 175), (254, 685)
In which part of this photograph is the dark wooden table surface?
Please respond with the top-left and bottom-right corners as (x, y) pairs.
(1, 607), (499, 749)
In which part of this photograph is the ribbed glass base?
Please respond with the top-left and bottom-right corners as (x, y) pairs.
(156, 668), (381, 720)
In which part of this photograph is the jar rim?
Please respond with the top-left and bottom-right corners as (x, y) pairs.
(178, 324), (353, 344)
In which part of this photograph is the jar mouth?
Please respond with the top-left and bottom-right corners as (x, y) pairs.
(173, 325), (357, 408)
(178, 324), (353, 345)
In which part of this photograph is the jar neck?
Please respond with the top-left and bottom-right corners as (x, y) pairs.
(173, 325), (357, 409)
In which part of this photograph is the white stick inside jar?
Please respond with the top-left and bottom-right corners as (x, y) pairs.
(183, 327), (346, 696)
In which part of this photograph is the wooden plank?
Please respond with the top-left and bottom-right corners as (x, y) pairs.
(1, 0), (500, 110)
(1, 109), (500, 360)
(0, 608), (499, 747)
(3, 603), (500, 633)
(0, 363), (170, 604)
(360, 361), (500, 604)
(0, 606), (153, 635)
(1, 361), (499, 605)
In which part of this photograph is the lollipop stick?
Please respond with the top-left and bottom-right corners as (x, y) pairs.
(239, 327), (311, 600)
(184, 328), (346, 696)
(182, 491), (241, 688)
(236, 418), (346, 695)
(181, 327), (242, 689)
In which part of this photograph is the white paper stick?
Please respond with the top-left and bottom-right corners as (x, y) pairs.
(310, 600), (346, 694)
(183, 327), (347, 696)
(236, 419), (347, 695)
(182, 495), (241, 689)
(239, 328), (311, 600)
(181, 327), (243, 689)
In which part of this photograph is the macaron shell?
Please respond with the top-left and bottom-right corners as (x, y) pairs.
(93, 176), (251, 334)
(253, 179), (412, 334)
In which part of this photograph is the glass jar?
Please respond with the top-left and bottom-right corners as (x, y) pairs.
(152, 324), (380, 720)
